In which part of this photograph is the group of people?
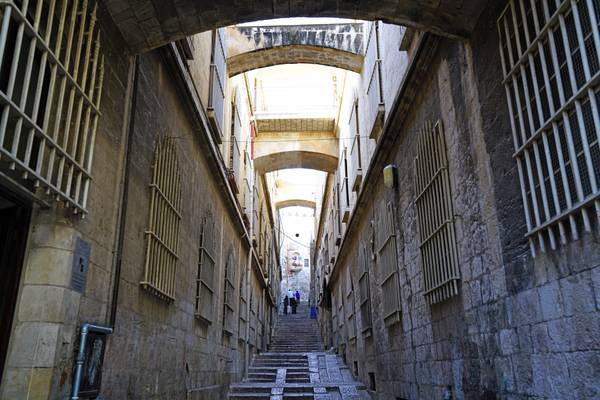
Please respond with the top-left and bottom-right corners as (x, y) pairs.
(283, 289), (300, 314)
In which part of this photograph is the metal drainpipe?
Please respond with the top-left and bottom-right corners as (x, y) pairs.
(70, 323), (113, 400)
(108, 55), (140, 327)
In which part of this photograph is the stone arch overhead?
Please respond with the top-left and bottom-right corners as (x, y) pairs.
(227, 45), (364, 76)
(253, 151), (338, 174)
(276, 199), (317, 210)
(106, 2), (487, 53)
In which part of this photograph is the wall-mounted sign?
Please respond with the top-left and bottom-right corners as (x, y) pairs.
(71, 238), (91, 293)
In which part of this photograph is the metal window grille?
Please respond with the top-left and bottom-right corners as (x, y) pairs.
(375, 199), (401, 326)
(498, 0), (600, 254)
(195, 213), (217, 322)
(0, 0), (104, 213)
(345, 268), (357, 341)
(207, 28), (226, 143)
(238, 267), (248, 337)
(414, 120), (460, 305)
(228, 93), (242, 194)
(349, 99), (363, 191)
(142, 138), (182, 301)
(336, 285), (346, 343)
(358, 243), (372, 334)
(364, 21), (385, 140)
(223, 251), (236, 335)
(339, 147), (351, 222)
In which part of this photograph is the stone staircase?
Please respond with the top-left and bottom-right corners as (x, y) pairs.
(228, 303), (371, 400)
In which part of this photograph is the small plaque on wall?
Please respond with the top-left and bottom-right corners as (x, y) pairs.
(71, 237), (91, 293)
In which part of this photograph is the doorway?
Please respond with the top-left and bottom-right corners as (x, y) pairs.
(0, 187), (31, 380)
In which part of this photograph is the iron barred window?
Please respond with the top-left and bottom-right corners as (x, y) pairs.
(414, 120), (460, 305)
(345, 268), (357, 341)
(0, 0), (104, 213)
(358, 243), (372, 334)
(142, 138), (182, 301)
(207, 28), (227, 143)
(196, 212), (217, 322)
(498, 0), (600, 254)
(222, 251), (236, 335)
(375, 199), (401, 326)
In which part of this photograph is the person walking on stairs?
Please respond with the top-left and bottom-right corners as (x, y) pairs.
(283, 296), (289, 314)
(295, 289), (300, 302)
(290, 296), (297, 314)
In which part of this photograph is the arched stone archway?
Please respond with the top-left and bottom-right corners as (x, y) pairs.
(227, 45), (363, 76)
(253, 151), (338, 174)
(106, 1), (487, 52)
(276, 199), (317, 210)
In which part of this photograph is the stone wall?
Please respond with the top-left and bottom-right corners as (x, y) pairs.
(0, 7), (279, 400)
(320, 4), (600, 400)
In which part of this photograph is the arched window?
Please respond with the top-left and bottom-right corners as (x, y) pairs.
(141, 138), (182, 301)
(222, 250), (236, 335)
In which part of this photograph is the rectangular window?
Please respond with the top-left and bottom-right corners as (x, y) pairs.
(223, 251), (236, 335)
(228, 96), (242, 194)
(195, 213), (217, 322)
(339, 148), (352, 222)
(336, 286), (346, 343)
(349, 99), (363, 191)
(207, 28), (227, 143)
(345, 269), (357, 341)
(358, 243), (372, 334)
(414, 120), (460, 305)
(364, 21), (385, 140)
(238, 267), (248, 339)
(142, 139), (182, 301)
(376, 200), (401, 326)
(0, 0), (104, 213)
(498, 0), (600, 254)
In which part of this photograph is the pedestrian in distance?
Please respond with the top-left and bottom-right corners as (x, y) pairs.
(290, 296), (297, 314)
(283, 296), (289, 314)
(295, 289), (300, 302)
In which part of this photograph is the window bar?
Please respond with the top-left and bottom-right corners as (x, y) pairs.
(519, 0), (559, 249)
(501, 13), (543, 254)
(23, 0), (58, 180)
(510, 2), (549, 252)
(544, 8), (580, 240)
(55, 0), (89, 198)
(556, 6), (592, 231)
(529, 0), (569, 243)
(572, 0), (600, 228)
(46, 0), (80, 194)
(35, 0), (68, 187)
(10, 0), (44, 172)
(74, 29), (101, 206)
(81, 56), (104, 210)
(0, 1), (27, 149)
(66, 4), (98, 203)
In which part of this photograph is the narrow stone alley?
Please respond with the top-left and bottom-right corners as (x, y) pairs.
(229, 304), (370, 399)
(0, 1), (599, 399)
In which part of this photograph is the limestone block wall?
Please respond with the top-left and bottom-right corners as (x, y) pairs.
(319, 4), (600, 400)
(0, 9), (277, 400)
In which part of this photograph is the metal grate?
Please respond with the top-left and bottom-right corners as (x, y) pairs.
(222, 250), (236, 335)
(228, 90), (242, 194)
(339, 147), (351, 222)
(414, 120), (460, 305)
(207, 28), (226, 143)
(358, 243), (372, 334)
(238, 266), (247, 337)
(364, 21), (385, 139)
(375, 199), (401, 326)
(498, 0), (600, 254)
(195, 212), (217, 321)
(345, 268), (357, 340)
(0, 0), (104, 214)
(349, 99), (363, 191)
(142, 138), (182, 301)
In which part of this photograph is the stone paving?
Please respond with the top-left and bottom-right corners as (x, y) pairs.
(228, 305), (371, 399)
